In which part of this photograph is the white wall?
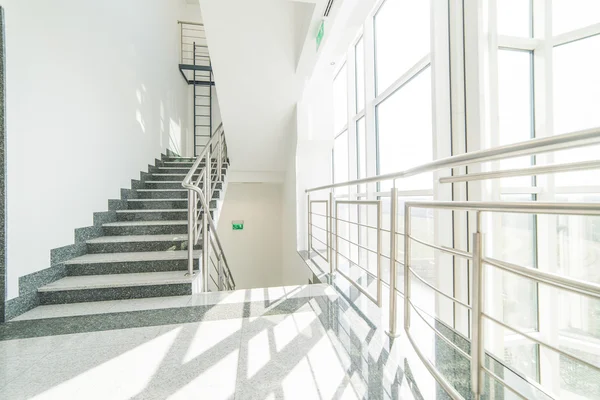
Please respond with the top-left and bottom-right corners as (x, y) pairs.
(3, 0), (200, 299)
(217, 183), (284, 289)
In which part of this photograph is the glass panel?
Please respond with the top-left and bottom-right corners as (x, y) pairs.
(497, 49), (534, 187)
(486, 195), (538, 334)
(376, 67), (433, 191)
(497, 0), (531, 37)
(333, 64), (348, 134)
(555, 194), (600, 339)
(553, 0), (600, 35)
(553, 35), (600, 186)
(374, 0), (430, 95)
(355, 37), (365, 112)
(333, 131), (349, 195)
(356, 117), (366, 192)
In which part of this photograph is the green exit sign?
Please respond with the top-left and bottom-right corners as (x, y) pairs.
(232, 221), (244, 230)
(316, 20), (324, 50)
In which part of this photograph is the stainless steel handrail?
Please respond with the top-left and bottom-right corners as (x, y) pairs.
(182, 123), (235, 291)
(303, 125), (600, 400)
(306, 126), (600, 192)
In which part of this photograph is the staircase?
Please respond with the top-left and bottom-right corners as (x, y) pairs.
(35, 153), (229, 305)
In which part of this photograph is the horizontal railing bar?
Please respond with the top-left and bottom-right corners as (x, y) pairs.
(405, 200), (600, 216)
(336, 251), (379, 280)
(483, 256), (600, 300)
(178, 20), (204, 26)
(409, 235), (473, 261)
(337, 200), (381, 205)
(481, 366), (528, 400)
(309, 223), (327, 232)
(336, 267), (378, 304)
(310, 212), (383, 231)
(409, 299), (472, 360)
(482, 312), (600, 373)
(310, 244), (329, 262)
(309, 200), (329, 204)
(409, 267), (472, 309)
(440, 160), (600, 184)
(405, 331), (465, 400)
(334, 233), (378, 255)
(310, 235), (329, 249)
(307, 127), (600, 192)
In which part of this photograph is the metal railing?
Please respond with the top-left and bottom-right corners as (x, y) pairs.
(182, 123), (235, 292)
(179, 21), (210, 67)
(304, 126), (600, 399)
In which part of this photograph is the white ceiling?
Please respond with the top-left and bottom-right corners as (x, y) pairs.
(199, 0), (319, 174)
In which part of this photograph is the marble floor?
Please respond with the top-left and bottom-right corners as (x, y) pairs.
(0, 285), (378, 400)
(0, 279), (548, 400)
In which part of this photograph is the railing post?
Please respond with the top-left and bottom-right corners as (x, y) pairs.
(329, 192), (334, 274)
(187, 189), (195, 276)
(307, 194), (311, 254)
(376, 200), (383, 307)
(202, 211), (209, 292)
(404, 203), (412, 331)
(471, 211), (484, 399)
(388, 186), (399, 336)
(217, 256), (223, 291)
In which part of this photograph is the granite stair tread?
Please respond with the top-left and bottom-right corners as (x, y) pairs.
(87, 234), (188, 244)
(64, 250), (200, 265)
(116, 209), (188, 213)
(38, 271), (199, 292)
(128, 198), (188, 202)
(103, 220), (187, 227)
(136, 189), (187, 192)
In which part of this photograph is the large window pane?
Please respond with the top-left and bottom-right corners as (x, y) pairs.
(376, 67), (433, 191)
(333, 131), (349, 195)
(374, 0), (430, 95)
(356, 117), (366, 185)
(553, 0), (600, 36)
(497, 49), (534, 187)
(553, 35), (600, 187)
(355, 38), (365, 113)
(497, 0), (531, 37)
(333, 64), (348, 134)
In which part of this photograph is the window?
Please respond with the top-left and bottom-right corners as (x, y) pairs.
(333, 64), (348, 134)
(497, 0), (532, 37)
(374, 0), (430, 94)
(376, 67), (433, 191)
(333, 131), (349, 195)
(355, 38), (365, 113)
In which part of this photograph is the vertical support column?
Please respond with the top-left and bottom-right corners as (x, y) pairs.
(388, 186), (399, 335)
(218, 134), (222, 182)
(403, 203), (412, 331)
(376, 200), (382, 307)
(307, 194), (311, 254)
(471, 211), (484, 399)
(202, 208), (209, 292)
(217, 256), (223, 291)
(329, 192), (334, 274)
(187, 190), (195, 276)
(193, 41), (197, 157)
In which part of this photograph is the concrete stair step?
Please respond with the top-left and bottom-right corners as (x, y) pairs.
(86, 233), (198, 253)
(102, 220), (188, 236)
(148, 171), (226, 181)
(38, 271), (199, 304)
(116, 209), (214, 221)
(143, 181), (223, 190)
(64, 250), (199, 275)
(126, 198), (217, 210)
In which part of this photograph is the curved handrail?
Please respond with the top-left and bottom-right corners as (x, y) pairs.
(182, 123), (235, 290)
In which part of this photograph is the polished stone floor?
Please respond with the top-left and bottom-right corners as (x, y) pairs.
(0, 278), (548, 400)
